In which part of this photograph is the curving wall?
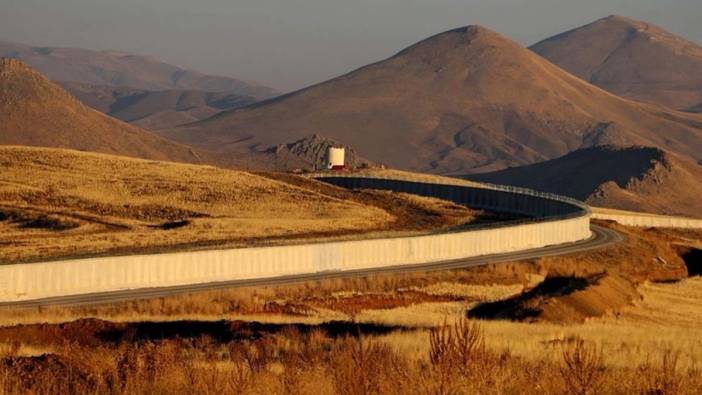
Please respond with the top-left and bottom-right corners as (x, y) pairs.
(0, 177), (592, 303)
(591, 211), (702, 229)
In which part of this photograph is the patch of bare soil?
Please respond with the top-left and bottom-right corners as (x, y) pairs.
(304, 291), (465, 317)
(468, 273), (640, 323)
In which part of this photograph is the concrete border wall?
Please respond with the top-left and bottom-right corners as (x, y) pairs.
(591, 211), (702, 229)
(317, 176), (589, 219)
(0, 177), (592, 303)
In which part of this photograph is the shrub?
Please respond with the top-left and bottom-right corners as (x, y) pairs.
(559, 338), (605, 395)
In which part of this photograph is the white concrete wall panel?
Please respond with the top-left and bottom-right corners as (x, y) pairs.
(592, 213), (702, 229)
(0, 178), (592, 302)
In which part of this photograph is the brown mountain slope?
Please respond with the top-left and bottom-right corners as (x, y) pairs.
(531, 15), (702, 111)
(0, 58), (202, 163)
(0, 40), (277, 99)
(60, 82), (257, 129)
(466, 145), (702, 218)
(161, 25), (702, 174)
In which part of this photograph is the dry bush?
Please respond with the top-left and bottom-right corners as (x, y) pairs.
(559, 338), (606, 395)
(429, 318), (486, 375)
(637, 349), (682, 395)
(1, 321), (701, 395)
(425, 318), (515, 394)
(329, 336), (409, 395)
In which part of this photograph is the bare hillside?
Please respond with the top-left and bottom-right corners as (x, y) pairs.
(0, 40), (277, 99)
(467, 145), (702, 218)
(531, 15), (702, 111)
(161, 25), (702, 174)
(0, 59), (205, 163)
(61, 82), (257, 129)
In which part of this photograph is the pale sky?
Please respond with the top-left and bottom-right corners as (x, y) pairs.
(1, 0), (700, 91)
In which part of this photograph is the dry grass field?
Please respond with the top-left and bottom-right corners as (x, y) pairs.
(315, 167), (484, 187)
(0, 223), (700, 393)
(0, 146), (489, 264)
(1, 149), (700, 393)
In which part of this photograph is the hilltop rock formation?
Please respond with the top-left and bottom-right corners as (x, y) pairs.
(265, 134), (373, 171)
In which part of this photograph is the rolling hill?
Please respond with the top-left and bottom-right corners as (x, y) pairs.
(466, 145), (702, 218)
(160, 25), (702, 174)
(0, 146), (477, 263)
(0, 58), (203, 162)
(0, 40), (277, 99)
(531, 15), (702, 111)
(61, 82), (257, 129)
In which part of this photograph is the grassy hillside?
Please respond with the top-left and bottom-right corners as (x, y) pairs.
(0, 146), (481, 263)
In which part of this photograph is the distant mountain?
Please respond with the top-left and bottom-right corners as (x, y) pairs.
(466, 145), (702, 218)
(531, 15), (702, 111)
(60, 82), (257, 129)
(0, 40), (278, 99)
(160, 25), (702, 174)
(0, 58), (202, 163)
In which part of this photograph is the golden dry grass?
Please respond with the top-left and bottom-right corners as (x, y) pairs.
(316, 167), (483, 187)
(329, 277), (702, 373)
(0, 146), (484, 263)
(0, 222), (700, 393)
(1, 314), (700, 394)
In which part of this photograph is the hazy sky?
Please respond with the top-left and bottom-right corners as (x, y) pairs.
(1, 0), (700, 91)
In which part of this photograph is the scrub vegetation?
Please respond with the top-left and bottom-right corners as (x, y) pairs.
(1, 223), (700, 394)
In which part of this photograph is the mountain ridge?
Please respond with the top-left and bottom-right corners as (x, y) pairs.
(0, 58), (204, 163)
(160, 24), (702, 173)
(531, 15), (702, 110)
(0, 40), (278, 99)
(466, 145), (702, 218)
(60, 82), (258, 129)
